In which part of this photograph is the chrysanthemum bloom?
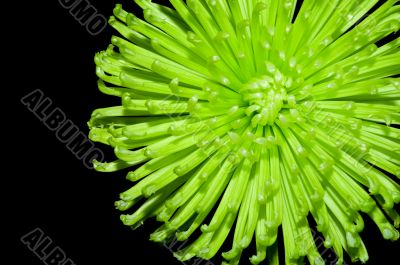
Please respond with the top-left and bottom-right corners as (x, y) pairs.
(89, 0), (400, 264)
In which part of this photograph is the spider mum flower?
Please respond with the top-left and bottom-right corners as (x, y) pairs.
(89, 0), (400, 264)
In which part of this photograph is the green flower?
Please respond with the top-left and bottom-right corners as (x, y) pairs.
(89, 0), (400, 264)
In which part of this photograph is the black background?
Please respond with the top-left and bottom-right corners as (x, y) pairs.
(10, 0), (400, 264)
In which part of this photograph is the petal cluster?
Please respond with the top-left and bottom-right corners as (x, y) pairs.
(89, 0), (400, 264)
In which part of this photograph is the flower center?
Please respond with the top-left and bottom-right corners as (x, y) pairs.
(241, 72), (296, 127)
